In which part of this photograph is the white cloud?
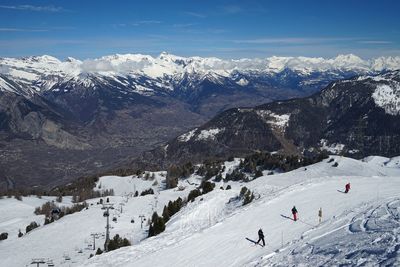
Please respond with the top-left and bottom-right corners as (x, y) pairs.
(132, 20), (162, 26)
(222, 5), (242, 14)
(184, 11), (206, 18)
(233, 37), (356, 45)
(358, 40), (393, 44)
(0, 5), (64, 12)
(79, 58), (151, 73)
(0, 28), (48, 32)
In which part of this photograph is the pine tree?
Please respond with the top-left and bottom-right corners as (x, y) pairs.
(148, 224), (155, 237)
(201, 181), (215, 194)
(240, 187), (248, 197)
(166, 165), (179, 189)
(254, 169), (263, 178)
(162, 206), (170, 222)
(243, 191), (255, 205)
(96, 248), (103, 255)
(26, 221), (39, 233)
(187, 189), (201, 202)
(148, 212), (165, 237)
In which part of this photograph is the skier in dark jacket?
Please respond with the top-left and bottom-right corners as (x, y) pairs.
(345, 183), (351, 193)
(256, 228), (265, 246)
(292, 206), (298, 221)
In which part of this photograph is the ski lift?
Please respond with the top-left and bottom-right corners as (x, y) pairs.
(178, 185), (186, 191)
(131, 219), (135, 223)
(63, 254), (71, 261)
(51, 208), (61, 215)
(112, 217), (117, 222)
(47, 260), (54, 267)
(103, 211), (109, 217)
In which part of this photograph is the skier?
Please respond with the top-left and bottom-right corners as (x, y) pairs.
(345, 182), (351, 193)
(318, 207), (322, 223)
(292, 206), (298, 221)
(256, 228), (265, 246)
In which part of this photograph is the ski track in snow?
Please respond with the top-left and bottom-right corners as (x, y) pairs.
(1, 156), (400, 266)
(84, 156), (400, 267)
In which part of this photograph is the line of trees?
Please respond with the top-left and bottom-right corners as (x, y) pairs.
(34, 201), (88, 225)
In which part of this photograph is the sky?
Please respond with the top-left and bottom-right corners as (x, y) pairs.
(0, 0), (399, 60)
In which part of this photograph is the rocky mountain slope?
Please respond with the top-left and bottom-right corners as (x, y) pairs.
(1, 53), (399, 189)
(138, 70), (400, 168)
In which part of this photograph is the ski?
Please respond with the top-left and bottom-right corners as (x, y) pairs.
(245, 237), (264, 247)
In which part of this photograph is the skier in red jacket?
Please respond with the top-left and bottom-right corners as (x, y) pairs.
(345, 183), (351, 193)
(292, 206), (298, 221)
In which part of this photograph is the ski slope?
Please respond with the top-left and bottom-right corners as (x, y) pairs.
(84, 156), (400, 267)
(1, 156), (400, 266)
(0, 196), (73, 242)
(0, 173), (197, 266)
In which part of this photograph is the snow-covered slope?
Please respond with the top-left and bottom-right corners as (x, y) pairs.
(1, 155), (400, 266)
(81, 156), (400, 267)
(1, 53), (399, 96)
(0, 172), (196, 266)
(0, 196), (73, 242)
(260, 199), (400, 266)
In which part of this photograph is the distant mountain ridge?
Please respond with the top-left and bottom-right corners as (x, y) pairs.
(0, 53), (399, 189)
(135, 70), (400, 169)
(1, 53), (400, 97)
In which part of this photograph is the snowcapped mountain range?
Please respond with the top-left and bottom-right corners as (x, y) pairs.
(1, 53), (400, 190)
(1, 53), (400, 97)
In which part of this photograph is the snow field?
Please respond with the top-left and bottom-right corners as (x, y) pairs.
(1, 156), (400, 266)
(84, 156), (400, 266)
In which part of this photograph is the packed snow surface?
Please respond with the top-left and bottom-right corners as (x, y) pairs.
(2, 156), (400, 266)
(83, 156), (400, 267)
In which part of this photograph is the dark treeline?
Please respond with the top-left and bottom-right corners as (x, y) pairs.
(1, 151), (328, 198)
(164, 151), (329, 185)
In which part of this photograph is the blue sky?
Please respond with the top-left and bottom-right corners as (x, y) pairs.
(0, 0), (399, 59)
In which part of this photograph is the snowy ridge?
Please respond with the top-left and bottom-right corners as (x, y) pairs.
(1, 53), (400, 96)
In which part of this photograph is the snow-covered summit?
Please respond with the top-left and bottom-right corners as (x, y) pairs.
(0, 53), (398, 78)
(1, 52), (399, 97)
